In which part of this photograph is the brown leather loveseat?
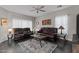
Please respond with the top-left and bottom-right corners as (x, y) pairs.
(13, 28), (33, 41)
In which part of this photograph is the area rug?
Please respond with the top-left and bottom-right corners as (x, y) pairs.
(18, 39), (57, 53)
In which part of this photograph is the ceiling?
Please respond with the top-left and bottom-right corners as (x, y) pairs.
(0, 5), (72, 17)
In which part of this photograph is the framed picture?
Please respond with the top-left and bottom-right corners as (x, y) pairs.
(42, 19), (51, 25)
(1, 18), (8, 26)
(0, 20), (1, 26)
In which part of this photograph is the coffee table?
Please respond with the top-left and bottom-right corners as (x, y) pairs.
(31, 34), (47, 47)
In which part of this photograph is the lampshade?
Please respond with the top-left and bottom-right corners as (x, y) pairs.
(8, 29), (12, 32)
(59, 26), (64, 29)
(8, 29), (13, 33)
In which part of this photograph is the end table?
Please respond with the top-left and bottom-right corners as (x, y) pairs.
(7, 32), (13, 45)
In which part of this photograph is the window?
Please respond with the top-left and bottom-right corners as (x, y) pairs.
(55, 15), (68, 34)
(12, 19), (32, 30)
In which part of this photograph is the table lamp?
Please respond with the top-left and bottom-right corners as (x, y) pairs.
(59, 26), (64, 34)
(8, 29), (13, 34)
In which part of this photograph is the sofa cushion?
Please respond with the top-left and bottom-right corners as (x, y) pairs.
(23, 28), (30, 31)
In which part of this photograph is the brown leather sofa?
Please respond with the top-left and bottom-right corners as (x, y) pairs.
(13, 28), (33, 40)
(38, 27), (58, 41)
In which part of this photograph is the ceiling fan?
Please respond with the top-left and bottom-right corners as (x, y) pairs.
(30, 6), (46, 13)
(57, 5), (62, 8)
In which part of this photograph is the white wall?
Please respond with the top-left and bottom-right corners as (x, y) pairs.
(0, 7), (34, 43)
(35, 6), (79, 41)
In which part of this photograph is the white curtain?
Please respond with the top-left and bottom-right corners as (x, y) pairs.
(12, 19), (32, 30)
(55, 15), (68, 34)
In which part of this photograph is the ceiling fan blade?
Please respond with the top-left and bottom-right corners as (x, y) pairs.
(40, 6), (45, 9)
(40, 10), (46, 12)
(38, 6), (45, 10)
(32, 7), (38, 10)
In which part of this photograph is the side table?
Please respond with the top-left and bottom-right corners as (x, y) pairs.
(57, 34), (67, 48)
(57, 34), (67, 40)
(7, 33), (14, 46)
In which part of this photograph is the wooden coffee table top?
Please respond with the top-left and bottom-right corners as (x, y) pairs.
(31, 34), (47, 39)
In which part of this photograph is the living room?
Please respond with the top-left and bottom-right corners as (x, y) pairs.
(0, 5), (79, 53)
